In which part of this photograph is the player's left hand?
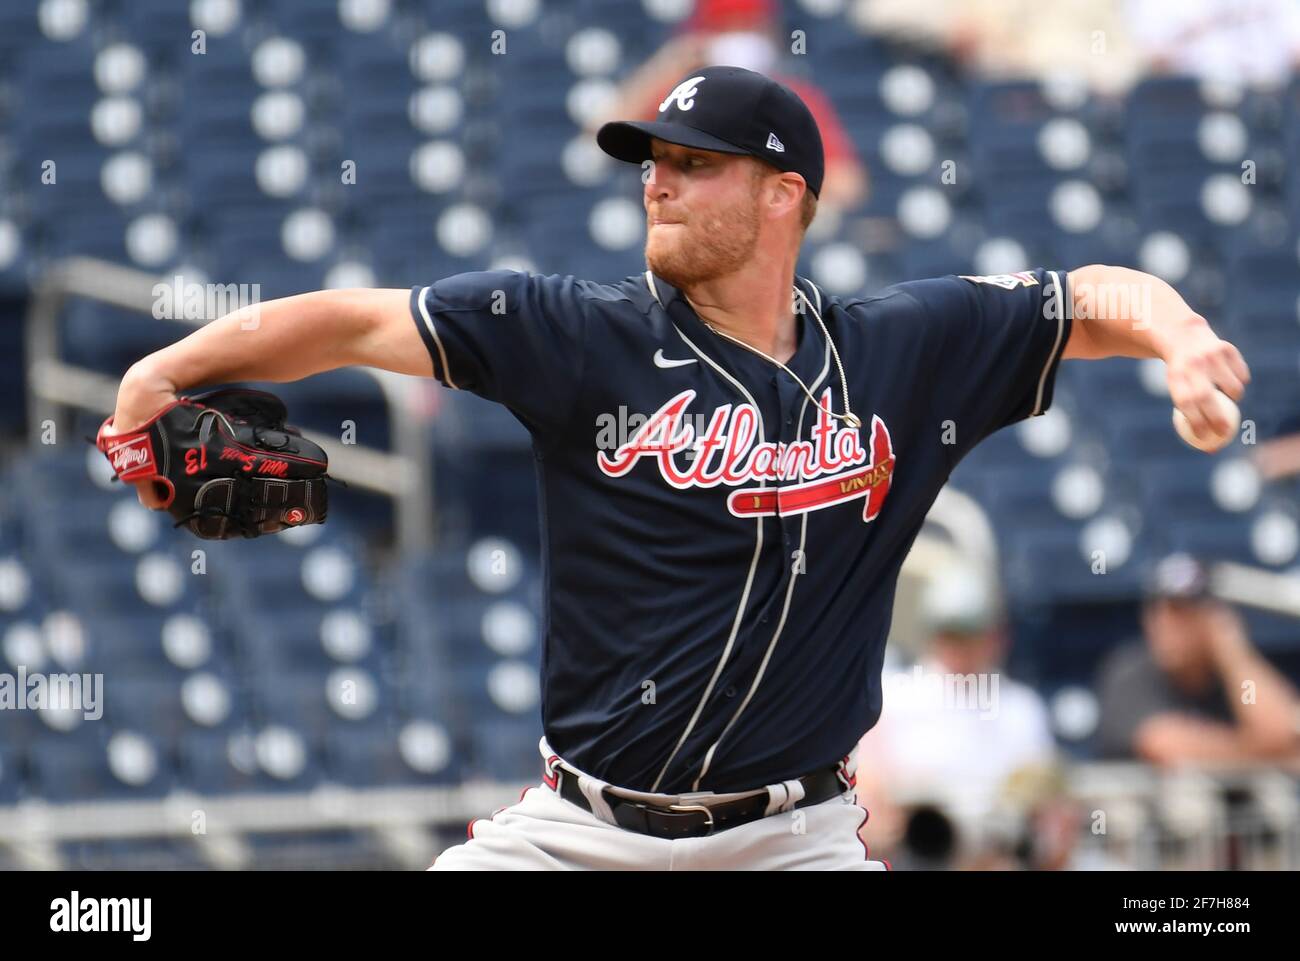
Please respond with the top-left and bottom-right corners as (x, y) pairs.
(1162, 323), (1250, 439)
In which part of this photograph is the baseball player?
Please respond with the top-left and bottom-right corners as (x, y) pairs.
(106, 65), (1250, 870)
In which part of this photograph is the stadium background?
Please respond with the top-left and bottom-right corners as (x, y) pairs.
(0, 0), (1298, 870)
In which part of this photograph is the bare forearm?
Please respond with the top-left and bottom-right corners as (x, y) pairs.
(1066, 265), (1202, 360)
(127, 288), (416, 390)
(1065, 264), (1250, 439)
(1135, 716), (1259, 765)
(1213, 641), (1300, 752)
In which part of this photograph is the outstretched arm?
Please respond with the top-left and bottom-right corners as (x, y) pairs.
(108, 288), (427, 505)
(1063, 264), (1251, 440)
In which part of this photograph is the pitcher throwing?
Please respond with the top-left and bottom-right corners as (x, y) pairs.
(106, 66), (1250, 870)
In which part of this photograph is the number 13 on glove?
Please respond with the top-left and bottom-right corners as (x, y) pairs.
(95, 388), (331, 540)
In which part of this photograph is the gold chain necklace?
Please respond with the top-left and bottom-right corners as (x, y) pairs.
(697, 285), (861, 429)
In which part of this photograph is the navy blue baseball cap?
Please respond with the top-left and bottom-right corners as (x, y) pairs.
(597, 64), (825, 198)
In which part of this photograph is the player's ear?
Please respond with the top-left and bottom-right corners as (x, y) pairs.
(768, 174), (804, 226)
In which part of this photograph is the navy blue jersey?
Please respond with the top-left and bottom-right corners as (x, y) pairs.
(409, 267), (1071, 794)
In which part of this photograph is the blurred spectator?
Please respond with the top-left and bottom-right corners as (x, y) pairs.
(1251, 414), (1300, 483)
(1096, 553), (1300, 764)
(855, 562), (1058, 867)
(855, 0), (1144, 95)
(589, 0), (868, 211)
(1126, 0), (1300, 87)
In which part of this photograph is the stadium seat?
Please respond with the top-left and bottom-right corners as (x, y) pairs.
(324, 719), (461, 787)
(0, 742), (24, 803)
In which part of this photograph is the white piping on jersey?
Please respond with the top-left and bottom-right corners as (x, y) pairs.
(1032, 271), (1067, 417)
(643, 269), (838, 792)
(644, 269), (769, 792)
(698, 283), (859, 430)
(415, 285), (459, 390)
(690, 278), (831, 790)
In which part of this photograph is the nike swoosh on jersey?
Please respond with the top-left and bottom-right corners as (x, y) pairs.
(653, 349), (698, 368)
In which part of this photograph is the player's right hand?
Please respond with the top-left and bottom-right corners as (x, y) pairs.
(106, 363), (179, 509)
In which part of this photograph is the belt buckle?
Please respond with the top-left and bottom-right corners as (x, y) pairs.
(666, 791), (718, 834)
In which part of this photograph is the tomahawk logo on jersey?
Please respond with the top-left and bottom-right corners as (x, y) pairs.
(409, 266), (1070, 795)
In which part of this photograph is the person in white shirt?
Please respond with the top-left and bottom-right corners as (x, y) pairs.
(855, 563), (1058, 866)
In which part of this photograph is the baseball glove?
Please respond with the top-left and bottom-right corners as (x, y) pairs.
(95, 387), (330, 539)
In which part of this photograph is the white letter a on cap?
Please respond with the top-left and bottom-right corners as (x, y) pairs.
(659, 76), (706, 113)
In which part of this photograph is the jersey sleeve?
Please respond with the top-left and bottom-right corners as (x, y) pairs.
(892, 268), (1072, 465)
(409, 270), (591, 433)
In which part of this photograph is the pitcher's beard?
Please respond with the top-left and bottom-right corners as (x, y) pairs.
(646, 205), (761, 289)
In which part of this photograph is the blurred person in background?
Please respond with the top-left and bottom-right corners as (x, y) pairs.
(1126, 0), (1300, 86)
(590, 0), (868, 211)
(1096, 553), (1300, 765)
(855, 0), (1144, 95)
(855, 562), (1059, 868)
(1252, 414), (1300, 484)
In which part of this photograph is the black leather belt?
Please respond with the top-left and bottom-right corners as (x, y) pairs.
(553, 765), (850, 839)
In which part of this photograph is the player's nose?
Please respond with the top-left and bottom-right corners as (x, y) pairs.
(644, 164), (677, 204)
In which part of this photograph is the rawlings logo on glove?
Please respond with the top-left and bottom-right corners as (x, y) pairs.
(95, 388), (331, 540)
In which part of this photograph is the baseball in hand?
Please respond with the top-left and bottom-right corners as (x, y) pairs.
(1172, 390), (1240, 453)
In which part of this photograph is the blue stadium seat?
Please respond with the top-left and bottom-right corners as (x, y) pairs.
(470, 717), (544, 781)
(1243, 607), (1300, 652)
(1134, 458), (1230, 515)
(183, 142), (264, 205)
(120, 0), (194, 43)
(232, 604), (383, 673)
(393, 670), (461, 725)
(1160, 516), (1259, 565)
(983, 465), (1074, 529)
(105, 674), (198, 744)
(272, 367), (394, 450)
(7, 455), (100, 520)
(179, 727), (324, 794)
(28, 732), (173, 801)
(1004, 525), (1149, 603)
(84, 611), (205, 675)
(25, 496), (124, 563)
(0, 742), (24, 803)
(1110, 409), (1206, 465)
(247, 669), (354, 736)
(45, 554), (200, 615)
(60, 299), (183, 376)
(324, 720), (461, 787)
(206, 539), (368, 612)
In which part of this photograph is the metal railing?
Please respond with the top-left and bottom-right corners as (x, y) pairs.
(23, 257), (434, 551)
(0, 782), (519, 871)
(3, 763), (1297, 870)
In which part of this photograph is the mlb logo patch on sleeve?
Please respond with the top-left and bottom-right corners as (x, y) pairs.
(958, 271), (1040, 289)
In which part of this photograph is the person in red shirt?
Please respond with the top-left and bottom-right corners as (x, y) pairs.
(592, 0), (868, 212)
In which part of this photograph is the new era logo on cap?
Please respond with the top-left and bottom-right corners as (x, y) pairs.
(766, 132), (785, 153)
